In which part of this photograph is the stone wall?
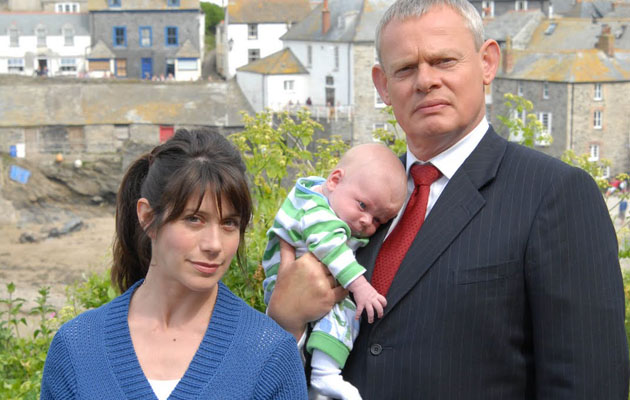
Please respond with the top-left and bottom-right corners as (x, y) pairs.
(351, 43), (389, 146)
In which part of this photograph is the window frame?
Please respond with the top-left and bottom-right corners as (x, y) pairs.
(63, 26), (74, 46)
(139, 26), (152, 47)
(167, 0), (180, 6)
(247, 48), (260, 63)
(594, 83), (602, 101)
(594, 110), (603, 129)
(589, 144), (600, 161)
(108, 0), (121, 7)
(334, 46), (339, 71)
(247, 23), (258, 40)
(9, 27), (19, 47)
(283, 80), (295, 91)
(113, 26), (127, 48)
(165, 26), (178, 47)
(536, 111), (552, 146)
(307, 45), (312, 68)
(542, 81), (549, 99)
(36, 26), (47, 47)
(60, 57), (77, 72)
(7, 58), (24, 72)
(177, 58), (198, 71)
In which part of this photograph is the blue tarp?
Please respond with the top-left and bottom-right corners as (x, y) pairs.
(9, 165), (31, 184)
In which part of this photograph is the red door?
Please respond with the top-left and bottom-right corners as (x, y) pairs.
(159, 126), (174, 142)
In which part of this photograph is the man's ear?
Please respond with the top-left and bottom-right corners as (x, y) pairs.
(137, 198), (156, 239)
(326, 168), (344, 192)
(372, 64), (391, 105)
(480, 39), (500, 85)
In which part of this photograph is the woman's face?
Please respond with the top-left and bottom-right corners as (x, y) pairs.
(146, 192), (241, 293)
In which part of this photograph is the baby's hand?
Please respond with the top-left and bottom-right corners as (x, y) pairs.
(347, 276), (387, 323)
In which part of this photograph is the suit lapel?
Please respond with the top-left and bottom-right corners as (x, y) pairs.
(379, 127), (508, 314)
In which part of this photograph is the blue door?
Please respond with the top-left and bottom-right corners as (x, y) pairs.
(141, 58), (153, 79)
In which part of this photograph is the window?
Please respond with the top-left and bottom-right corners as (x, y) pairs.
(63, 26), (74, 46)
(544, 23), (557, 35)
(55, 2), (80, 12)
(594, 110), (602, 129)
(248, 49), (260, 63)
(517, 81), (523, 96)
(115, 58), (127, 77)
(113, 26), (127, 47)
(178, 58), (198, 71)
(60, 58), (77, 72)
(536, 112), (552, 146)
(307, 45), (312, 68)
(165, 26), (178, 46)
(589, 144), (600, 161)
(36, 26), (46, 47)
(373, 123), (387, 131)
(89, 59), (110, 72)
(515, 0), (528, 10)
(601, 165), (610, 179)
(542, 81), (549, 99)
(7, 58), (24, 72)
(109, 0), (121, 6)
(334, 46), (339, 70)
(509, 108), (527, 142)
(481, 0), (494, 17)
(326, 75), (334, 85)
(375, 89), (386, 108)
(9, 27), (18, 47)
(594, 83), (602, 100)
(139, 27), (152, 47)
(284, 80), (295, 91)
(167, 0), (180, 5)
(248, 24), (258, 39)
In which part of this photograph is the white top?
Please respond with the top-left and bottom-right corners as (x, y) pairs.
(386, 117), (489, 238)
(148, 378), (180, 400)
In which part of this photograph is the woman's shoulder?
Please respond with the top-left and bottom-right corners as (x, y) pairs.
(217, 282), (296, 345)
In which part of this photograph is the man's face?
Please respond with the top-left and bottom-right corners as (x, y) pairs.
(373, 6), (498, 160)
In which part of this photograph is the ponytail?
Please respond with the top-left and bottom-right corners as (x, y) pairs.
(111, 153), (152, 293)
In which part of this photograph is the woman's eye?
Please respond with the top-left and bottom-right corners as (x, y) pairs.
(185, 215), (201, 223)
(222, 219), (240, 230)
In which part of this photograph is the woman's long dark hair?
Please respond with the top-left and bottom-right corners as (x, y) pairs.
(111, 128), (252, 293)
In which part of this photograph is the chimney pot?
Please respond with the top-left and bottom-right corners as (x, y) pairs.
(322, 0), (331, 34)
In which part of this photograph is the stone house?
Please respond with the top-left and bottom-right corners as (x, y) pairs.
(489, 17), (630, 177)
(0, 12), (91, 76)
(87, 0), (203, 80)
(236, 48), (309, 112)
(215, 0), (311, 79)
(3, 0), (88, 12)
(278, 0), (394, 145)
(470, 0), (550, 19)
(0, 75), (252, 162)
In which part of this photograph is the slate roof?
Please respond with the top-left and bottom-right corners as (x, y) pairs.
(281, 0), (394, 43)
(500, 49), (630, 81)
(559, 0), (614, 18)
(227, 0), (311, 24)
(176, 39), (200, 58)
(236, 47), (308, 74)
(89, 40), (115, 58)
(0, 12), (89, 35)
(0, 76), (252, 127)
(528, 18), (630, 51)
(88, 0), (200, 11)
(484, 9), (543, 46)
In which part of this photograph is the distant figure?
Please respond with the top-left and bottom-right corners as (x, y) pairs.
(620, 198), (628, 223)
(306, 97), (312, 106)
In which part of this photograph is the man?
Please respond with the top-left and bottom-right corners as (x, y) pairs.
(268, 0), (630, 398)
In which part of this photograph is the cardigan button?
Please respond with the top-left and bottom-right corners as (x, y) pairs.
(370, 343), (382, 356)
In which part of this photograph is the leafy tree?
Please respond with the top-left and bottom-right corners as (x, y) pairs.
(497, 93), (550, 148)
(200, 2), (224, 51)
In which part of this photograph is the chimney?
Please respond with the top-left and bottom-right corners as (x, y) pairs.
(322, 0), (331, 34)
(596, 24), (615, 57)
(502, 36), (514, 74)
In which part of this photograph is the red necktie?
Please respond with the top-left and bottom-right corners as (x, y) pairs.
(371, 163), (441, 296)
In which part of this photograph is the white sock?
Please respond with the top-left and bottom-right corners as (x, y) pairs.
(310, 350), (362, 400)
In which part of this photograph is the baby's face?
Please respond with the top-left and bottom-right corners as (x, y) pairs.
(328, 170), (405, 237)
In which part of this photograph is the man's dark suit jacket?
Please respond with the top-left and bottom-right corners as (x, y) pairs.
(346, 127), (629, 399)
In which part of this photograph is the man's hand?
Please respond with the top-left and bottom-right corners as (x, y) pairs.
(267, 239), (348, 341)
(347, 276), (387, 323)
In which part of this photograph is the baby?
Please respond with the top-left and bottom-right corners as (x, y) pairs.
(263, 143), (407, 400)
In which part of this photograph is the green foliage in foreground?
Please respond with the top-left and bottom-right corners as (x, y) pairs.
(2, 107), (630, 399)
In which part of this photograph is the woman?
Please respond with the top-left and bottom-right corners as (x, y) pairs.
(41, 129), (307, 399)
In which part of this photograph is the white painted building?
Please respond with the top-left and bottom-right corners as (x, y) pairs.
(0, 13), (90, 76)
(216, 0), (311, 79)
(236, 48), (308, 111)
